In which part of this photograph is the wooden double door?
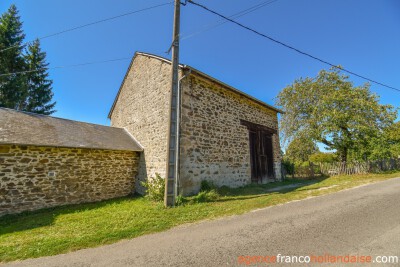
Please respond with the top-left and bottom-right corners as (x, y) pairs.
(241, 120), (276, 183)
(249, 130), (274, 183)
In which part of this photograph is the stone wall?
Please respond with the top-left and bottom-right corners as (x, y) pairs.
(0, 145), (139, 216)
(109, 53), (282, 196)
(110, 54), (172, 194)
(179, 74), (281, 195)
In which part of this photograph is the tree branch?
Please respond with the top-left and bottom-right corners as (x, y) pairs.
(321, 138), (333, 147)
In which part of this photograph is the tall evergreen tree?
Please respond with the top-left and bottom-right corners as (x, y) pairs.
(0, 4), (27, 109)
(0, 5), (55, 114)
(23, 39), (55, 114)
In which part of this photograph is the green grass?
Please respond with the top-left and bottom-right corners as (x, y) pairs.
(1, 172), (399, 263)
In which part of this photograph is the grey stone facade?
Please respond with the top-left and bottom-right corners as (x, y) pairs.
(109, 54), (172, 194)
(0, 145), (139, 216)
(179, 75), (282, 195)
(109, 52), (282, 196)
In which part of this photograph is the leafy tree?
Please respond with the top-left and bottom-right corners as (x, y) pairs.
(354, 121), (400, 160)
(309, 152), (338, 163)
(0, 5), (55, 114)
(387, 121), (400, 158)
(23, 39), (55, 114)
(284, 136), (319, 164)
(276, 67), (397, 162)
(0, 4), (26, 109)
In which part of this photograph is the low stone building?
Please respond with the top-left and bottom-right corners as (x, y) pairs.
(0, 108), (142, 216)
(110, 52), (283, 195)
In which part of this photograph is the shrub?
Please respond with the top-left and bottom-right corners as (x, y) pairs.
(191, 189), (220, 203)
(200, 180), (216, 192)
(282, 159), (295, 175)
(175, 195), (188, 206)
(217, 185), (231, 196)
(141, 173), (165, 202)
(175, 181), (220, 205)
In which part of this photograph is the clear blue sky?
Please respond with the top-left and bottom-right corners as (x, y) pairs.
(1, 0), (399, 126)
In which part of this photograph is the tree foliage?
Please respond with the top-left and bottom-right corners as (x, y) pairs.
(23, 40), (55, 114)
(276, 67), (397, 162)
(386, 121), (400, 157)
(309, 152), (338, 163)
(0, 5), (55, 114)
(284, 137), (319, 164)
(0, 4), (26, 109)
(350, 121), (400, 160)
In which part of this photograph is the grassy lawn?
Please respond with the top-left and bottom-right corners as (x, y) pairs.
(1, 172), (399, 262)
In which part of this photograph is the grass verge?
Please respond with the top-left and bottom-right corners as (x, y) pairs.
(1, 172), (399, 262)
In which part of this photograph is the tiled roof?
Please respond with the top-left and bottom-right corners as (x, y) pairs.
(0, 108), (143, 151)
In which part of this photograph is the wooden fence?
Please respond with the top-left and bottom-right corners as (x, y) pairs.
(282, 158), (400, 179)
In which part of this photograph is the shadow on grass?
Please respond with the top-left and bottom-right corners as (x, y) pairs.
(214, 176), (329, 202)
(0, 194), (144, 236)
(0, 177), (329, 236)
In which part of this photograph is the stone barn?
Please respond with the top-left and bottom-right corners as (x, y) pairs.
(0, 51), (283, 215)
(0, 108), (142, 216)
(109, 52), (283, 196)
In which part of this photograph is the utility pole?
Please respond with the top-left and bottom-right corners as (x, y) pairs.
(164, 0), (180, 207)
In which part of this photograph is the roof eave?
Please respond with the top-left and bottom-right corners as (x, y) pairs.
(107, 53), (138, 119)
(0, 142), (143, 152)
(184, 65), (284, 114)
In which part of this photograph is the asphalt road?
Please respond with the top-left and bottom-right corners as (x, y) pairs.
(5, 177), (400, 267)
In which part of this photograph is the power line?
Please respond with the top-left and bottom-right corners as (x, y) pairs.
(166, 0), (279, 53)
(187, 0), (400, 93)
(0, 2), (173, 54)
(0, 57), (131, 77)
(180, 0), (279, 41)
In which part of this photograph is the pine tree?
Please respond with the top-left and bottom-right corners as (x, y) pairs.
(0, 5), (55, 114)
(0, 4), (27, 109)
(24, 39), (55, 114)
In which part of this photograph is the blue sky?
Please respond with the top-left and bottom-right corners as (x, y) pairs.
(1, 0), (399, 126)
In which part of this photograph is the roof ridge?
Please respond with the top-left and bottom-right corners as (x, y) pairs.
(107, 51), (284, 117)
(0, 107), (143, 152)
(0, 107), (123, 129)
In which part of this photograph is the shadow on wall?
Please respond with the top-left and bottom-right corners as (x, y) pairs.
(135, 151), (148, 196)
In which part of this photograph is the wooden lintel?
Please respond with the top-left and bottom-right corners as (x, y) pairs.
(240, 119), (277, 134)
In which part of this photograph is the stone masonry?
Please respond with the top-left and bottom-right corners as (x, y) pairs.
(179, 75), (281, 195)
(0, 145), (139, 216)
(110, 54), (173, 194)
(109, 52), (282, 196)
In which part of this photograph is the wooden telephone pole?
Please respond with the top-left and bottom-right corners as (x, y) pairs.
(164, 0), (180, 207)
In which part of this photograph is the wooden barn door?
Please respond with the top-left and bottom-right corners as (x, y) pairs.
(249, 130), (260, 183)
(243, 120), (276, 183)
(261, 133), (274, 179)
